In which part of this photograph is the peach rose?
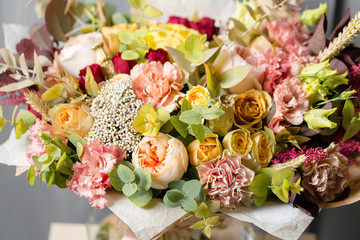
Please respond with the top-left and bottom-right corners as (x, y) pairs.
(50, 103), (93, 137)
(187, 134), (222, 166)
(131, 61), (187, 112)
(132, 133), (189, 189)
(233, 89), (272, 129)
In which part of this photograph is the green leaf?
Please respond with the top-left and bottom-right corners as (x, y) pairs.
(131, 15), (150, 23)
(264, 126), (276, 144)
(41, 156), (55, 172)
(41, 83), (65, 101)
(272, 169), (294, 187)
(128, 189), (153, 207)
(163, 192), (182, 208)
(184, 35), (205, 63)
(109, 168), (125, 192)
(170, 116), (188, 138)
(195, 188), (206, 202)
(119, 161), (135, 171)
(181, 99), (193, 112)
(203, 108), (225, 120)
(122, 183), (138, 197)
(193, 105), (208, 115)
(85, 67), (100, 97)
(117, 164), (136, 184)
(156, 108), (170, 126)
(273, 185), (289, 203)
(134, 168), (152, 191)
(133, 28), (149, 38)
(166, 189), (185, 202)
(168, 180), (186, 191)
(342, 116), (360, 142)
(0, 117), (7, 132)
(249, 174), (269, 197)
(58, 157), (73, 175)
(166, 47), (195, 73)
(160, 120), (174, 133)
(342, 99), (355, 129)
(195, 202), (211, 218)
(190, 124), (205, 143)
(128, 0), (146, 10)
(143, 5), (163, 17)
(118, 30), (134, 44)
(56, 152), (67, 171)
(111, 13), (129, 24)
(47, 169), (55, 188)
(121, 50), (139, 60)
(68, 132), (86, 146)
(38, 131), (53, 145)
(46, 144), (61, 158)
(181, 195), (198, 212)
(304, 108), (337, 130)
(37, 153), (49, 163)
(76, 142), (83, 158)
(205, 216), (221, 226)
(189, 220), (206, 230)
(27, 165), (36, 186)
(220, 65), (252, 89)
(133, 39), (148, 52)
(204, 226), (211, 238)
(253, 194), (267, 207)
(182, 180), (202, 198)
(15, 119), (28, 139)
(204, 63), (219, 98)
(179, 110), (202, 125)
(205, 200), (220, 213)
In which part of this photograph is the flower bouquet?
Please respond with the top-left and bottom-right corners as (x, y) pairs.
(1, 0), (360, 239)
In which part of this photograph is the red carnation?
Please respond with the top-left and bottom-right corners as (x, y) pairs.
(112, 52), (137, 75)
(168, 16), (190, 27)
(79, 64), (105, 91)
(189, 17), (218, 40)
(145, 49), (169, 64)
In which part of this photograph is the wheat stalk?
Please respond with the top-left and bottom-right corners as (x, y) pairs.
(318, 11), (360, 62)
(23, 91), (51, 121)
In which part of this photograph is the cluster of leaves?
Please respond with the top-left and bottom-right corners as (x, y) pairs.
(132, 104), (170, 137)
(118, 28), (149, 61)
(27, 132), (85, 188)
(163, 179), (221, 238)
(176, 35), (208, 63)
(265, 127), (310, 153)
(109, 161), (153, 207)
(249, 168), (302, 206)
(170, 99), (224, 143)
(0, 50), (51, 93)
(340, 99), (360, 142)
(128, 0), (163, 24)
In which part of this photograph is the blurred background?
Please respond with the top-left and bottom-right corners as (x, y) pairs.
(0, 0), (360, 239)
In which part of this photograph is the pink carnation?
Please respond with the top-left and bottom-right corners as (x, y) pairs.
(26, 119), (53, 166)
(67, 140), (125, 209)
(269, 78), (309, 133)
(130, 61), (186, 112)
(197, 151), (255, 209)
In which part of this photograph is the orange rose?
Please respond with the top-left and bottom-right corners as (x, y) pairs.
(50, 103), (93, 137)
(187, 134), (222, 166)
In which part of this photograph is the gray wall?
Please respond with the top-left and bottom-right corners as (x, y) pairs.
(0, 0), (360, 240)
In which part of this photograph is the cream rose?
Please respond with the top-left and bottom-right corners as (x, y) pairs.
(101, 23), (138, 55)
(58, 32), (103, 78)
(223, 129), (253, 155)
(132, 133), (189, 189)
(187, 134), (222, 166)
(251, 131), (274, 168)
(233, 89), (272, 129)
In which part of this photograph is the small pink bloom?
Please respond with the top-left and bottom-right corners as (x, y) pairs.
(145, 49), (169, 64)
(67, 140), (125, 209)
(269, 78), (309, 133)
(197, 151), (255, 209)
(26, 119), (53, 166)
(130, 61), (187, 112)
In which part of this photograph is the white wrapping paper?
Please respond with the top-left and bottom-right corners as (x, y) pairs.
(2, 23), (30, 53)
(0, 129), (29, 167)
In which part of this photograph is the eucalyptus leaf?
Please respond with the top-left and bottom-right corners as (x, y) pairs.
(134, 168), (152, 191)
(203, 108), (225, 120)
(118, 30), (133, 44)
(128, 0), (146, 10)
(181, 195), (197, 212)
(128, 189), (152, 207)
(182, 180), (202, 198)
(179, 110), (202, 125)
(249, 174), (269, 197)
(166, 189), (184, 203)
(118, 164), (136, 184)
(342, 99), (355, 129)
(190, 124), (205, 143)
(109, 168), (125, 192)
(143, 5), (163, 17)
(67, 132), (86, 146)
(121, 50), (139, 60)
(181, 99), (193, 112)
(254, 194), (267, 207)
(189, 220), (206, 230)
(170, 116), (188, 138)
(27, 165), (36, 186)
(168, 180), (186, 191)
(163, 193), (181, 208)
(122, 183), (138, 197)
(342, 116), (360, 142)
(220, 65), (252, 89)
(195, 202), (211, 218)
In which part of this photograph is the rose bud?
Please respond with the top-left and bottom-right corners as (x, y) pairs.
(187, 134), (222, 166)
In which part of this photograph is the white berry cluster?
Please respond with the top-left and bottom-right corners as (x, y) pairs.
(85, 77), (143, 153)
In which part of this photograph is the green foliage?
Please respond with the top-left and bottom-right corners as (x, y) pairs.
(249, 169), (302, 206)
(26, 131), (76, 188)
(110, 161), (153, 207)
(14, 109), (36, 139)
(118, 29), (149, 61)
(176, 34), (208, 63)
(133, 104), (170, 137)
(274, 127), (310, 152)
(304, 108), (337, 131)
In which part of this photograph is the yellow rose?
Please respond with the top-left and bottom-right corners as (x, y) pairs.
(182, 86), (210, 108)
(50, 103), (93, 137)
(233, 89), (272, 129)
(187, 134), (222, 166)
(251, 130), (274, 167)
(146, 24), (206, 50)
(223, 129), (253, 155)
(101, 24), (138, 55)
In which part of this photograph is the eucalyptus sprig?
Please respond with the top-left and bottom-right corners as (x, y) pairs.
(128, 0), (163, 26)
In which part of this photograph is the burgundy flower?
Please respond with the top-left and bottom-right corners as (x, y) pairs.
(79, 64), (105, 91)
(189, 17), (218, 40)
(168, 16), (190, 27)
(168, 16), (218, 40)
(112, 52), (137, 74)
(145, 49), (169, 64)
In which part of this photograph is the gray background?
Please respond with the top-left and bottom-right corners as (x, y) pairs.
(0, 0), (360, 239)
